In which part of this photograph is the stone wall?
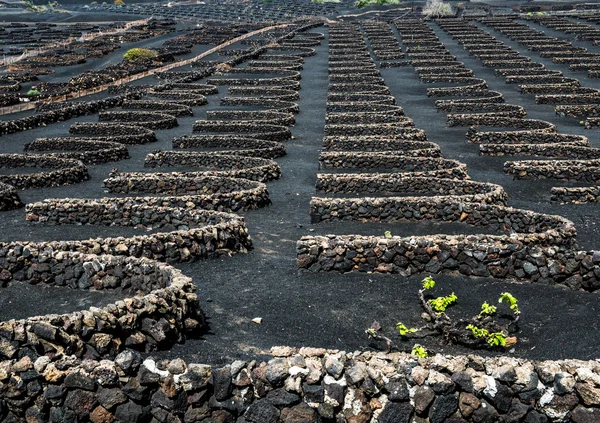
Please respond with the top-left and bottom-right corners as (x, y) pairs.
(173, 135), (286, 159)
(505, 159), (600, 184)
(103, 173), (271, 212)
(145, 149), (282, 183)
(192, 121), (291, 142)
(4, 347), (600, 423)
(0, 95), (137, 137)
(551, 186), (600, 204)
(206, 110), (295, 127)
(555, 104), (600, 118)
(24, 200), (252, 263)
(121, 100), (193, 117)
(0, 182), (23, 212)
(98, 111), (179, 130)
(24, 138), (130, 165)
(0, 154), (89, 190)
(69, 122), (157, 145)
(0, 249), (202, 361)
(321, 137), (439, 154)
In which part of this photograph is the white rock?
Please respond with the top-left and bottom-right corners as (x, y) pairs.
(483, 375), (497, 398)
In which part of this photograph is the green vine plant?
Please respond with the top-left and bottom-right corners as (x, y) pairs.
(366, 276), (520, 353)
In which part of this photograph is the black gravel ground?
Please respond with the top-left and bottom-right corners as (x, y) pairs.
(1, 20), (599, 366)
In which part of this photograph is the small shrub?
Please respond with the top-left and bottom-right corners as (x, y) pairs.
(27, 89), (41, 96)
(123, 48), (157, 61)
(355, 0), (400, 8)
(411, 344), (428, 358)
(368, 276), (521, 353)
(423, 0), (454, 17)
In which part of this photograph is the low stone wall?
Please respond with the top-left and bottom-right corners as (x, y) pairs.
(0, 96), (137, 137)
(0, 81), (20, 93)
(24, 138), (130, 165)
(34, 95), (134, 114)
(506, 75), (578, 85)
(0, 182), (23, 211)
(0, 154), (89, 190)
(207, 68), (300, 87)
(551, 186), (600, 204)
(318, 153), (466, 174)
(481, 141), (600, 159)
(329, 74), (385, 84)
(329, 82), (391, 95)
(450, 116), (556, 132)
(569, 62), (600, 71)
(147, 90), (209, 106)
(295, 218), (600, 288)
(67, 122), (157, 145)
(324, 123), (424, 138)
(227, 86), (299, 101)
(0, 94), (20, 108)
(173, 135), (286, 159)
(584, 117), (600, 129)
(322, 137), (439, 155)
(103, 173), (271, 212)
(436, 102), (526, 117)
(98, 111), (178, 130)
(315, 174), (505, 198)
(466, 120), (556, 143)
(159, 83), (218, 95)
(434, 90), (505, 106)
(327, 113), (412, 125)
(555, 104), (600, 118)
(25, 200), (252, 263)
(192, 121), (291, 142)
(326, 103), (402, 114)
(144, 151), (281, 183)
(495, 68), (558, 77)
(504, 159), (600, 184)
(220, 97), (299, 114)
(482, 59), (538, 68)
(419, 76), (486, 85)
(427, 84), (490, 98)
(121, 100), (193, 117)
(0, 250), (203, 361)
(470, 131), (585, 146)
(206, 110), (295, 127)
(5, 347), (600, 423)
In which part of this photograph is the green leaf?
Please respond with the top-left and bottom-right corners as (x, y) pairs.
(422, 276), (436, 290)
(429, 292), (457, 312)
(466, 324), (489, 339)
(498, 292), (520, 314)
(396, 323), (418, 336)
(384, 230), (392, 239)
(487, 332), (507, 347)
(478, 302), (497, 319)
(411, 344), (428, 358)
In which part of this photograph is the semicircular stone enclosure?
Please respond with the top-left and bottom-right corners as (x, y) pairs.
(1, 5), (600, 423)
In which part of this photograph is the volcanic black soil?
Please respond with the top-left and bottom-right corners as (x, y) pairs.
(0, 20), (599, 366)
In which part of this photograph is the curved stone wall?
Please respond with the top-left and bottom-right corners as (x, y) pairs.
(173, 135), (286, 159)
(0, 182), (23, 212)
(98, 111), (179, 130)
(24, 138), (130, 165)
(0, 154), (89, 190)
(144, 151), (281, 183)
(297, 19), (600, 293)
(69, 122), (158, 145)
(436, 18), (600, 205)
